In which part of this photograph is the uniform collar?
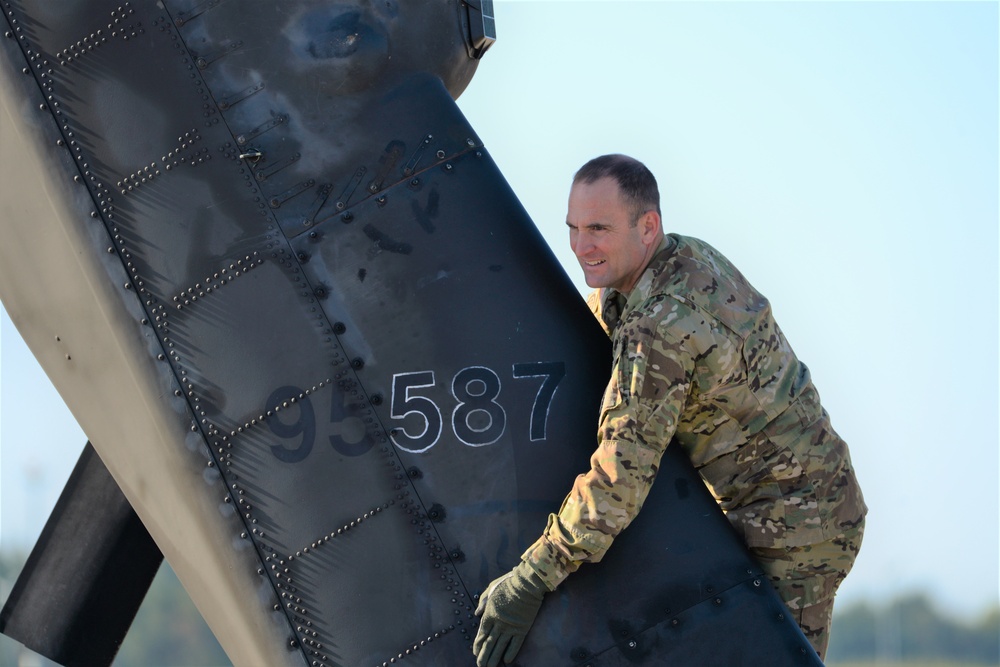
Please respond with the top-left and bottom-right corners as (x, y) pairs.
(598, 235), (676, 333)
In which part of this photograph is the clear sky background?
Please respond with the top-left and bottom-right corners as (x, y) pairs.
(2, 0), (998, 623)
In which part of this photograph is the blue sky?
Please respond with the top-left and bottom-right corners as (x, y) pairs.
(2, 0), (998, 622)
(453, 0), (999, 618)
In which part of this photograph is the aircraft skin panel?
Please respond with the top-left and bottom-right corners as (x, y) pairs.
(0, 1), (824, 665)
(0, 12), (308, 667)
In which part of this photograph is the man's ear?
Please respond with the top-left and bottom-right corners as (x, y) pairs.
(640, 210), (661, 245)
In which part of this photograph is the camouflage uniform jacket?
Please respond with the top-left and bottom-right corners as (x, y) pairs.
(523, 234), (867, 590)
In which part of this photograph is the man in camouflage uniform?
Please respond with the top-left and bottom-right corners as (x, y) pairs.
(473, 154), (866, 667)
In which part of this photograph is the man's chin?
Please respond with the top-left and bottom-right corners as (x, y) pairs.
(578, 264), (609, 289)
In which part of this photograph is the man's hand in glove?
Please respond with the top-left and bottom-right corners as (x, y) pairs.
(473, 561), (549, 667)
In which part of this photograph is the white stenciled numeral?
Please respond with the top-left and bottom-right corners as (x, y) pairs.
(452, 366), (506, 446)
(512, 361), (565, 441)
(265, 361), (563, 461)
(389, 371), (443, 453)
(387, 362), (566, 453)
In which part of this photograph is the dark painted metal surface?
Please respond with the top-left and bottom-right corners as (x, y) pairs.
(0, 443), (163, 667)
(0, 1), (823, 665)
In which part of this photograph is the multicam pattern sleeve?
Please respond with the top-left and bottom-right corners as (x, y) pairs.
(521, 294), (700, 590)
(522, 235), (866, 591)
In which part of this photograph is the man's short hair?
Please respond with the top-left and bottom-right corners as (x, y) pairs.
(573, 154), (661, 225)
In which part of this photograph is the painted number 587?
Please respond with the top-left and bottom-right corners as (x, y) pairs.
(389, 361), (565, 453)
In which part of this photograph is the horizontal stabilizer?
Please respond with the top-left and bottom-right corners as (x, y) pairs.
(0, 443), (163, 667)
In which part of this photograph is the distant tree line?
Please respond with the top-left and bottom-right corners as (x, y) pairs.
(0, 551), (229, 667)
(2, 551), (997, 666)
(827, 594), (999, 665)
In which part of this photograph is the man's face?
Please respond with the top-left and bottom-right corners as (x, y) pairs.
(567, 177), (655, 294)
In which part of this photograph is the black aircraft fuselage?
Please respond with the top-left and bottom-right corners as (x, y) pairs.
(0, 2), (821, 665)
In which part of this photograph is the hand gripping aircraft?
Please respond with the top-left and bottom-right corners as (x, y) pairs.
(0, 2), (823, 665)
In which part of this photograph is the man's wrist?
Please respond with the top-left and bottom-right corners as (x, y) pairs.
(521, 536), (572, 591)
